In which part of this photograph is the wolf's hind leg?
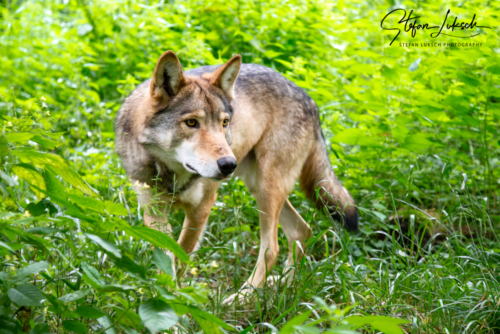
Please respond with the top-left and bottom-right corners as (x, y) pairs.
(223, 165), (293, 305)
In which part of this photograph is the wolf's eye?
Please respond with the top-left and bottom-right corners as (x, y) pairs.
(223, 119), (229, 127)
(186, 119), (197, 127)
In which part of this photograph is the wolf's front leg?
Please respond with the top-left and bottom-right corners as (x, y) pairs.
(176, 186), (218, 278)
(143, 211), (177, 278)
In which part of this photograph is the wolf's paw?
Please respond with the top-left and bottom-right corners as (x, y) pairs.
(265, 270), (295, 288)
(265, 274), (285, 288)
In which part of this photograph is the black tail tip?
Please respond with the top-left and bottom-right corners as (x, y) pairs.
(329, 206), (359, 232)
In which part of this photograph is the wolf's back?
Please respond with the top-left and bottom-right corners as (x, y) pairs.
(209, 64), (358, 230)
(232, 65), (358, 230)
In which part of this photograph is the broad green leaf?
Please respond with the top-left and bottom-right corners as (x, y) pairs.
(81, 262), (103, 287)
(86, 234), (121, 258)
(25, 227), (59, 235)
(74, 306), (106, 319)
(68, 194), (106, 213)
(0, 241), (21, 252)
(332, 128), (380, 147)
(12, 150), (65, 169)
(0, 134), (8, 157)
(62, 320), (87, 334)
(332, 128), (363, 145)
(155, 286), (176, 300)
(5, 132), (35, 144)
(487, 64), (500, 74)
(97, 316), (116, 334)
(173, 304), (234, 332)
(356, 136), (382, 147)
(154, 273), (176, 287)
(43, 168), (66, 195)
(17, 261), (49, 278)
(7, 284), (43, 306)
(12, 164), (46, 199)
(12, 151), (97, 197)
(193, 316), (222, 334)
(43, 132), (66, 141)
(346, 315), (409, 334)
(45, 165), (97, 198)
(45, 294), (65, 314)
(293, 325), (322, 333)
(98, 284), (137, 293)
(274, 59), (293, 68)
(222, 225), (251, 233)
(29, 184), (95, 222)
(58, 288), (91, 303)
(29, 323), (51, 334)
(125, 226), (189, 264)
(105, 201), (128, 215)
(24, 201), (51, 217)
(121, 326), (139, 334)
(138, 299), (178, 334)
(31, 135), (61, 149)
(152, 247), (174, 276)
(280, 310), (312, 334)
(114, 308), (142, 328)
(82, 274), (101, 290)
(263, 50), (282, 58)
(402, 133), (434, 151)
(457, 72), (480, 86)
(109, 254), (147, 279)
(178, 286), (209, 304)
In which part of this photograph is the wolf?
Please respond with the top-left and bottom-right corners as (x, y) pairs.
(115, 51), (358, 304)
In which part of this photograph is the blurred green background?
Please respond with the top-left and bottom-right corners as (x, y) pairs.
(1, 0), (500, 333)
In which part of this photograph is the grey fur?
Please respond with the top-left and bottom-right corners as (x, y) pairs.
(115, 61), (357, 228)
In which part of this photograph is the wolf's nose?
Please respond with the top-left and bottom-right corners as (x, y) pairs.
(217, 157), (237, 176)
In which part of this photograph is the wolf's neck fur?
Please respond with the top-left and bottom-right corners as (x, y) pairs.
(146, 160), (201, 195)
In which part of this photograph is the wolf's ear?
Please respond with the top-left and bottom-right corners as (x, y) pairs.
(210, 55), (241, 99)
(150, 51), (186, 101)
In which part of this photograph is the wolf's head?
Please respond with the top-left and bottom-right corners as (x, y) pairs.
(138, 51), (241, 181)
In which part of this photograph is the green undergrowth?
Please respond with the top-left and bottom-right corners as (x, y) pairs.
(1, 0), (500, 333)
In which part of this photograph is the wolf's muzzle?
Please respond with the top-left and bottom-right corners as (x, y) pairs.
(217, 156), (237, 176)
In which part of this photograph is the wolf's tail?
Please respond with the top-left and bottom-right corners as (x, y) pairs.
(300, 137), (358, 231)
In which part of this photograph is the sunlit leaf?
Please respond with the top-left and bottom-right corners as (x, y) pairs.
(5, 132), (35, 144)
(105, 201), (128, 215)
(12, 164), (46, 199)
(401, 133), (434, 151)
